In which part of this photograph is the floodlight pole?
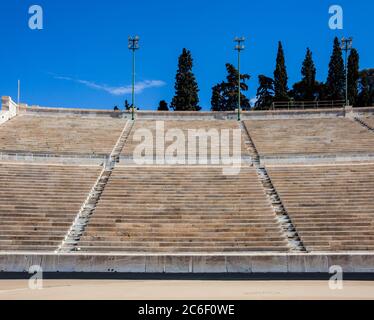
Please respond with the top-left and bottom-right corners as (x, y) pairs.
(132, 48), (135, 119)
(234, 37), (245, 121)
(341, 37), (353, 107)
(17, 80), (20, 105)
(128, 36), (140, 121)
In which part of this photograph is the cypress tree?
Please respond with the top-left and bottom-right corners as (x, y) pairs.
(301, 48), (317, 100)
(273, 41), (289, 101)
(289, 48), (318, 102)
(347, 48), (360, 106)
(171, 48), (201, 111)
(326, 37), (345, 100)
(254, 75), (274, 110)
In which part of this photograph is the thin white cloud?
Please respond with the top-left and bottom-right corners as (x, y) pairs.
(53, 75), (166, 96)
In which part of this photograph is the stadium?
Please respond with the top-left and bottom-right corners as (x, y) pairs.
(2, 0), (374, 302)
(1, 96), (374, 280)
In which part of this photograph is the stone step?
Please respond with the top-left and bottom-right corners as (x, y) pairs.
(77, 246), (288, 253)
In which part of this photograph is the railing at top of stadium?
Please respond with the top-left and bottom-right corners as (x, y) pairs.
(271, 100), (346, 110)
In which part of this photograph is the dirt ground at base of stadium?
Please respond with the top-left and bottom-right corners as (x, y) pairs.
(0, 280), (373, 300)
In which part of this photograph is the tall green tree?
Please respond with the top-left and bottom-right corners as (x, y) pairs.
(171, 48), (201, 111)
(254, 75), (274, 110)
(289, 48), (318, 101)
(157, 100), (169, 111)
(273, 41), (289, 101)
(301, 48), (317, 100)
(347, 48), (360, 106)
(210, 63), (251, 111)
(326, 37), (345, 100)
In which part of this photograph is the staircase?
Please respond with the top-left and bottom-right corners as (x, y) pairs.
(56, 166), (112, 252)
(355, 117), (374, 132)
(110, 120), (135, 162)
(240, 122), (260, 166)
(56, 120), (135, 252)
(241, 121), (306, 252)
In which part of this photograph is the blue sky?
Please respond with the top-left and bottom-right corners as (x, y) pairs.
(0, 0), (373, 110)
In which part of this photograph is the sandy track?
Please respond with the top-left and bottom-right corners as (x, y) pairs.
(0, 280), (374, 300)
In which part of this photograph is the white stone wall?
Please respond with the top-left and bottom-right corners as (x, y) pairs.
(0, 96), (18, 125)
(1, 253), (374, 273)
(0, 111), (11, 125)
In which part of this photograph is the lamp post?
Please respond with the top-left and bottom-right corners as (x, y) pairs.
(128, 36), (140, 120)
(234, 37), (245, 121)
(17, 80), (20, 105)
(341, 37), (353, 107)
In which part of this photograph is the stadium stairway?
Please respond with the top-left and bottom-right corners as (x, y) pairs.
(241, 121), (306, 252)
(239, 122), (260, 166)
(110, 121), (135, 163)
(355, 117), (374, 132)
(56, 120), (135, 252)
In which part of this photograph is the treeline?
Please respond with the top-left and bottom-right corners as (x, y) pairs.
(254, 37), (374, 110)
(157, 37), (374, 111)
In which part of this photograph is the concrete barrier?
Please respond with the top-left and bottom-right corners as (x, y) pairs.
(13, 101), (374, 121)
(0, 153), (108, 165)
(0, 111), (10, 125)
(3, 96), (373, 121)
(18, 105), (129, 119)
(260, 153), (374, 166)
(1, 252), (374, 273)
(353, 107), (374, 118)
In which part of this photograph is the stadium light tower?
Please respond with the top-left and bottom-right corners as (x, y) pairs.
(128, 35), (140, 120)
(341, 37), (353, 107)
(234, 37), (245, 121)
(17, 80), (20, 105)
